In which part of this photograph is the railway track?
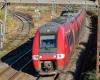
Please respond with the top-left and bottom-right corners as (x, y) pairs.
(0, 15), (91, 80)
(5, 12), (31, 47)
(34, 16), (91, 80)
(36, 73), (59, 80)
(0, 11), (34, 58)
(0, 36), (35, 80)
(0, 50), (32, 80)
(0, 50), (31, 73)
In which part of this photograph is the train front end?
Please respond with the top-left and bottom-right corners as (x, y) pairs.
(32, 22), (65, 75)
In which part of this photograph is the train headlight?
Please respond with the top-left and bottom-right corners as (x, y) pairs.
(32, 55), (39, 60)
(57, 54), (65, 59)
(39, 56), (42, 59)
(53, 55), (56, 58)
(47, 29), (50, 32)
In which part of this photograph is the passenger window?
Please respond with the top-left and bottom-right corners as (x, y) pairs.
(75, 27), (80, 39)
(67, 31), (73, 47)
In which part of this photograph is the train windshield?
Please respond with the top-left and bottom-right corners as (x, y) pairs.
(39, 35), (56, 53)
(40, 35), (56, 48)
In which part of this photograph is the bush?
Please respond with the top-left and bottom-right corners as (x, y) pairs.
(84, 70), (96, 80)
(0, 11), (18, 29)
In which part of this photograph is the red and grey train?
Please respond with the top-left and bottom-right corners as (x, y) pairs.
(32, 8), (86, 75)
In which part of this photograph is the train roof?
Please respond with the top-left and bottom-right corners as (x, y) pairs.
(40, 13), (79, 34)
(39, 9), (84, 34)
(52, 16), (71, 24)
(52, 12), (78, 24)
(40, 22), (59, 34)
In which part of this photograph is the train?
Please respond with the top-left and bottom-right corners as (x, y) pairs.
(32, 8), (86, 75)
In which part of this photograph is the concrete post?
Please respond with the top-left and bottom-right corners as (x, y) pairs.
(3, 0), (7, 34)
(0, 20), (3, 49)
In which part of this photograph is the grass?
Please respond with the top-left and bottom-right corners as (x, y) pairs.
(0, 10), (21, 57)
(6, 16), (18, 31)
(84, 70), (96, 80)
(86, 5), (98, 16)
(0, 10), (19, 33)
(0, 11), (4, 20)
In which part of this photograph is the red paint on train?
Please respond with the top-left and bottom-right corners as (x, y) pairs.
(32, 8), (86, 75)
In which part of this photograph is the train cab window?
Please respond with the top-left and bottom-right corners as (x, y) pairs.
(67, 31), (73, 47)
(40, 35), (56, 49)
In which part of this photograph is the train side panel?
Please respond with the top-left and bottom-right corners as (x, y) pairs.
(32, 30), (40, 71)
(56, 25), (65, 70)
